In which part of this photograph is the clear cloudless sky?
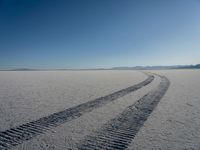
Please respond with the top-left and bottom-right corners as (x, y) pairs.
(0, 0), (200, 69)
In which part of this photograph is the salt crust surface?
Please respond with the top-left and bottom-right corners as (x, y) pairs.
(0, 70), (146, 131)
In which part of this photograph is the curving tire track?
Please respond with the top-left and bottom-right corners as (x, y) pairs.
(76, 74), (170, 150)
(0, 73), (154, 150)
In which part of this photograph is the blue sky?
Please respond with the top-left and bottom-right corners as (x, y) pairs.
(0, 0), (200, 69)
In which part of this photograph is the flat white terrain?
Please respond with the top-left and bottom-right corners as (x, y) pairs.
(129, 69), (200, 150)
(0, 70), (146, 131)
(0, 70), (199, 150)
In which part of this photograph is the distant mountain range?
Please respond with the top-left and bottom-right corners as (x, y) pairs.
(1, 64), (200, 71)
(110, 64), (200, 70)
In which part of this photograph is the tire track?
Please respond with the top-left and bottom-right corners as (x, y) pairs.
(76, 74), (169, 150)
(0, 73), (154, 150)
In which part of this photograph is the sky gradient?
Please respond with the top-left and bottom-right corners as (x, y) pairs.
(0, 0), (200, 69)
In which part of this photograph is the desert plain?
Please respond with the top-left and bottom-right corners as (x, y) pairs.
(0, 70), (199, 150)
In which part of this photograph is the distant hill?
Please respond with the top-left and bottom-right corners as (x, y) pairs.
(1, 64), (200, 71)
(174, 64), (200, 69)
(6, 68), (39, 71)
(111, 64), (200, 70)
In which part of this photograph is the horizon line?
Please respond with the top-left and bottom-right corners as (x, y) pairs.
(0, 63), (200, 71)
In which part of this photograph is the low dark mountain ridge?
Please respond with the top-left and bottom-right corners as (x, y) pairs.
(110, 64), (200, 70)
(1, 64), (200, 71)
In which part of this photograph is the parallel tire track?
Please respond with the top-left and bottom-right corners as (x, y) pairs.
(0, 73), (154, 150)
(76, 74), (170, 150)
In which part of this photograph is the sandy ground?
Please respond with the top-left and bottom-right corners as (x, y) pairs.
(129, 69), (200, 150)
(1, 70), (200, 150)
(12, 72), (160, 150)
(0, 71), (146, 131)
